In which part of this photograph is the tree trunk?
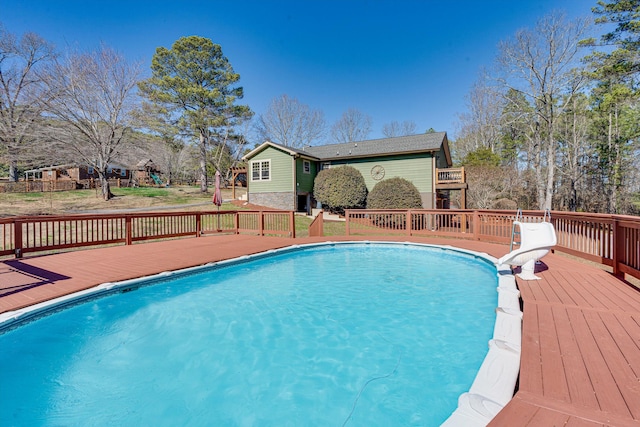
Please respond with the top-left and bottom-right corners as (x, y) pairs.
(534, 137), (545, 210)
(544, 132), (555, 211)
(8, 159), (19, 182)
(199, 132), (208, 193)
(97, 172), (114, 201)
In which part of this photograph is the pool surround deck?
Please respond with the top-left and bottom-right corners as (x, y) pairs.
(1, 234), (640, 426)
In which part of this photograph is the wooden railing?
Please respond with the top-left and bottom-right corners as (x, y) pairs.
(0, 210), (295, 258)
(2, 208), (638, 281)
(436, 167), (465, 184)
(344, 209), (640, 281)
(308, 212), (324, 237)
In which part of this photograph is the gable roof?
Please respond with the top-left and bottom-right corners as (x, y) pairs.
(242, 140), (318, 161)
(243, 132), (451, 165)
(303, 132), (449, 162)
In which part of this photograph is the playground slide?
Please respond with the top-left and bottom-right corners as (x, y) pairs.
(150, 173), (163, 185)
(497, 221), (557, 280)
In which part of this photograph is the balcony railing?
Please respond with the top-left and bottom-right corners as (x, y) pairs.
(436, 167), (465, 184)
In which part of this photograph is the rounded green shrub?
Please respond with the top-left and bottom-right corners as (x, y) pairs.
(367, 177), (423, 209)
(313, 166), (367, 215)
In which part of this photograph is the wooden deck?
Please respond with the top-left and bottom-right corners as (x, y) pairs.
(2, 234), (639, 425)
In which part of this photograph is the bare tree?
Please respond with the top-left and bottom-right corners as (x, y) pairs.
(0, 25), (55, 181)
(496, 12), (589, 209)
(331, 108), (372, 143)
(466, 165), (510, 209)
(256, 94), (325, 147)
(455, 75), (505, 161)
(44, 46), (141, 200)
(381, 120), (417, 138)
(556, 93), (592, 211)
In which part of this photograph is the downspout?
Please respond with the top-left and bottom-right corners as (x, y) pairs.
(432, 154), (437, 209)
(293, 155), (298, 211)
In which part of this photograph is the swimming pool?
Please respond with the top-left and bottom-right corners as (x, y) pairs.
(0, 242), (502, 426)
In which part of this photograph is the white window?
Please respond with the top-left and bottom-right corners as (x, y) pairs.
(320, 162), (331, 170)
(251, 160), (271, 181)
(121, 169), (127, 177)
(303, 160), (311, 174)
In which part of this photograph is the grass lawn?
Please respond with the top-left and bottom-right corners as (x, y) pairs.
(0, 186), (246, 217)
(294, 215), (345, 237)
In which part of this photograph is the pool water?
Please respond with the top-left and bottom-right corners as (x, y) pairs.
(0, 243), (498, 426)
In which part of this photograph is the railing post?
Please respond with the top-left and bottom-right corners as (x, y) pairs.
(345, 210), (351, 236)
(612, 218), (624, 278)
(234, 212), (239, 234)
(289, 211), (296, 238)
(407, 210), (412, 236)
(259, 211), (264, 236)
(196, 212), (201, 237)
(125, 215), (132, 245)
(473, 210), (480, 241)
(14, 219), (23, 258)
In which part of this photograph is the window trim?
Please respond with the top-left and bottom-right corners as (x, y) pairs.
(303, 160), (311, 174)
(250, 159), (271, 182)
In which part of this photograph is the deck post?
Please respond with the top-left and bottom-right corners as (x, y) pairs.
(612, 218), (624, 278)
(125, 215), (132, 245)
(14, 219), (23, 258)
(234, 212), (239, 234)
(289, 211), (296, 238)
(196, 213), (201, 237)
(407, 210), (412, 236)
(345, 210), (351, 236)
(258, 211), (264, 236)
(473, 210), (480, 240)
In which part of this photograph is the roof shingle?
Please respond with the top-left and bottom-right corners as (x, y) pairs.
(301, 132), (446, 160)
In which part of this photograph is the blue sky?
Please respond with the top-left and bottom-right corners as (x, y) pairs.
(2, 0), (595, 141)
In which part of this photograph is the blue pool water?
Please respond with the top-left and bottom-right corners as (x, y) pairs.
(0, 243), (498, 426)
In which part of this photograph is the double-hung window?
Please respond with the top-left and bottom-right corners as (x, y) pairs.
(251, 160), (271, 181)
(303, 160), (311, 174)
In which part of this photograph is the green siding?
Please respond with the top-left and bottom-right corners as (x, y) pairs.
(328, 153), (433, 193)
(296, 158), (316, 192)
(248, 146), (294, 193)
(436, 147), (449, 168)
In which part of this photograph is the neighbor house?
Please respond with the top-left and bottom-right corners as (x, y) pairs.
(24, 164), (132, 182)
(242, 132), (467, 212)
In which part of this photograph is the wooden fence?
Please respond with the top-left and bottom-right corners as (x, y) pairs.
(344, 209), (640, 281)
(0, 210), (295, 258)
(0, 178), (131, 193)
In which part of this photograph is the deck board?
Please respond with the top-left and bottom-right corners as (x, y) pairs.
(2, 234), (640, 425)
(553, 305), (599, 409)
(537, 302), (571, 402)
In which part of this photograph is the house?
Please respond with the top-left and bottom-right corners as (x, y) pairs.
(242, 132), (468, 212)
(24, 164), (132, 182)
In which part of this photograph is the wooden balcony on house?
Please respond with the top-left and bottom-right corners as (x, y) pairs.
(435, 167), (467, 189)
